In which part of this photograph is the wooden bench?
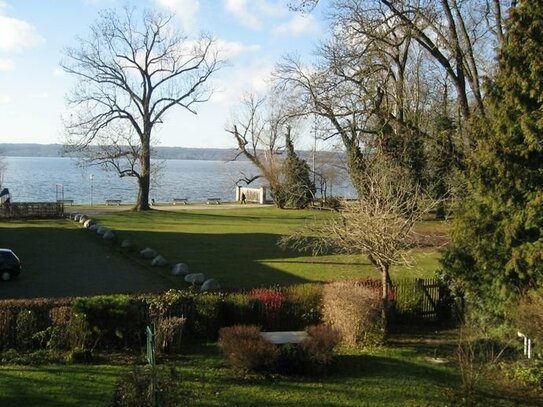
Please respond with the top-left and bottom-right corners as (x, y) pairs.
(57, 199), (74, 206)
(172, 198), (188, 205)
(206, 198), (221, 205)
(105, 199), (121, 206)
(260, 331), (308, 345)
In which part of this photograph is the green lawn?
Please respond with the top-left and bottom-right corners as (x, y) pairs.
(92, 208), (446, 288)
(1, 333), (538, 407)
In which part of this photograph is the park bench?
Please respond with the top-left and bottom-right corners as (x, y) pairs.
(260, 331), (308, 345)
(206, 197), (221, 204)
(172, 198), (188, 205)
(105, 199), (122, 206)
(57, 199), (74, 206)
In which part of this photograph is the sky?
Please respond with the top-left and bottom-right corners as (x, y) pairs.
(0, 0), (327, 149)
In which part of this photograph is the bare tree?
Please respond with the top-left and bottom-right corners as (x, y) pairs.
(226, 93), (290, 205)
(281, 154), (439, 309)
(62, 7), (222, 210)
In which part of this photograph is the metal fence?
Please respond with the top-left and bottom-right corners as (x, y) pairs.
(0, 202), (65, 219)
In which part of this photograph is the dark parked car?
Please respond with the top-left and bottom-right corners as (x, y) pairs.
(0, 249), (21, 281)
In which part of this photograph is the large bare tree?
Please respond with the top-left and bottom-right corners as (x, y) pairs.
(62, 7), (222, 210)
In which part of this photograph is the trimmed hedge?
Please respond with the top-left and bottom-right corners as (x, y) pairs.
(0, 279), (455, 352)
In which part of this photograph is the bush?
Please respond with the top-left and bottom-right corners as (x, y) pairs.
(72, 295), (146, 349)
(512, 362), (543, 389)
(113, 365), (178, 407)
(283, 284), (323, 330)
(66, 347), (93, 363)
(221, 293), (259, 327)
(15, 310), (38, 351)
(155, 316), (186, 355)
(218, 325), (279, 372)
(250, 288), (286, 330)
(509, 289), (543, 345)
(323, 281), (384, 346)
(301, 324), (340, 366)
(192, 293), (223, 339)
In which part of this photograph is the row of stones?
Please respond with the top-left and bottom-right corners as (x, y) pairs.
(67, 213), (220, 291)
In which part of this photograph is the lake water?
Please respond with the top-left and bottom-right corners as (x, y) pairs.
(1, 157), (355, 204)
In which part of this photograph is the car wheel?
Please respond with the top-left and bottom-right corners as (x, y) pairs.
(1, 271), (11, 281)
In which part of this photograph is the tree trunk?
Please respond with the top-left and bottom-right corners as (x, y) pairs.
(135, 138), (151, 211)
(381, 263), (393, 330)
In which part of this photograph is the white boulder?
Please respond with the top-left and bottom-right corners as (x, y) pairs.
(184, 273), (205, 284)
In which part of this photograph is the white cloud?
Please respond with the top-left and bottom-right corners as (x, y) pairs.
(0, 94), (12, 104)
(0, 14), (44, 52)
(225, 0), (262, 30)
(273, 14), (320, 36)
(155, 0), (199, 31)
(211, 59), (274, 105)
(53, 67), (65, 77)
(215, 39), (260, 59)
(0, 58), (14, 71)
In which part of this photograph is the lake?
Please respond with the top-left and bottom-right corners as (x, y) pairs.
(1, 157), (355, 204)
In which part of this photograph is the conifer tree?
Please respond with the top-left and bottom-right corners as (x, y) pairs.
(442, 0), (543, 312)
(274, 128), (315, 209)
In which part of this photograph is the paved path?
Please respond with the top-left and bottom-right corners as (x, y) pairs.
(0, 223), (174, 300)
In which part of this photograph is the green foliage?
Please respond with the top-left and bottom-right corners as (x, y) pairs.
(66, 347), (93, 364)
(442, 1), (543, 314)
(16, 310), (38, 351)
(273, 130), (315, 209)
(283, 284), (323, 329)
(72, 295), (145, 349)
(512, 362), (543, 389)
(508, 288), (543, 344)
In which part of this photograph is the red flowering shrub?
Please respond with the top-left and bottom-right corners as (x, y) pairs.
(249, 289), (286, 330)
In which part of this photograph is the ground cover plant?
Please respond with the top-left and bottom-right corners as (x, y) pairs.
(91, 207), (444, 288)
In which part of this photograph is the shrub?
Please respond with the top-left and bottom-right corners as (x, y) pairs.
(72, 295), (146, 349)
(323, 281), (384, 346)
(113, 365), (178, 407)
(0, 310), (13, 350)
(249, 288), (286, 330)
(15, 310), (38, 351)
(221, 293), (259, 327)
(155, 316), (186, 355)
(509, 289), (543, 345)
(283, 284), (323, 330)
(66, 347), (93, 363)
(512, 362), (543, 389)
(301, 324), (340, 366)
(192, 293), (223, 339)
(218, 325), (279, 372)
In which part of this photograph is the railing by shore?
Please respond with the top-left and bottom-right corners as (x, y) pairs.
(0, 202), (65, 219)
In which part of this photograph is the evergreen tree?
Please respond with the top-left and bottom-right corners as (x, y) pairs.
(274, 128), (315, 209)
(441, 0), (543, 312)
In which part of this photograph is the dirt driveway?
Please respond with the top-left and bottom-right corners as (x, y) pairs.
(0, 220), (174, 300)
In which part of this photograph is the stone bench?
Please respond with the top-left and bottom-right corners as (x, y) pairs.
(173, 198), (188, 205)
(206, 198), (221, 204)
(105, 199), (122, 206)
(57, 199), (74, 206)
(260, 331), (308, 345)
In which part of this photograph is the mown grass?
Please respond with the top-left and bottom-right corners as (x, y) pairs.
(92, 207), (447, 288)
(1, 334), (538, 407)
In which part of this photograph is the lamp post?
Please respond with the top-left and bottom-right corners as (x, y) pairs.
(90, 174), (94, 207)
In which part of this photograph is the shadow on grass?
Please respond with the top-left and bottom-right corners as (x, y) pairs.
(109, 229), (315, 288)
(0, 224), (174, 299)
